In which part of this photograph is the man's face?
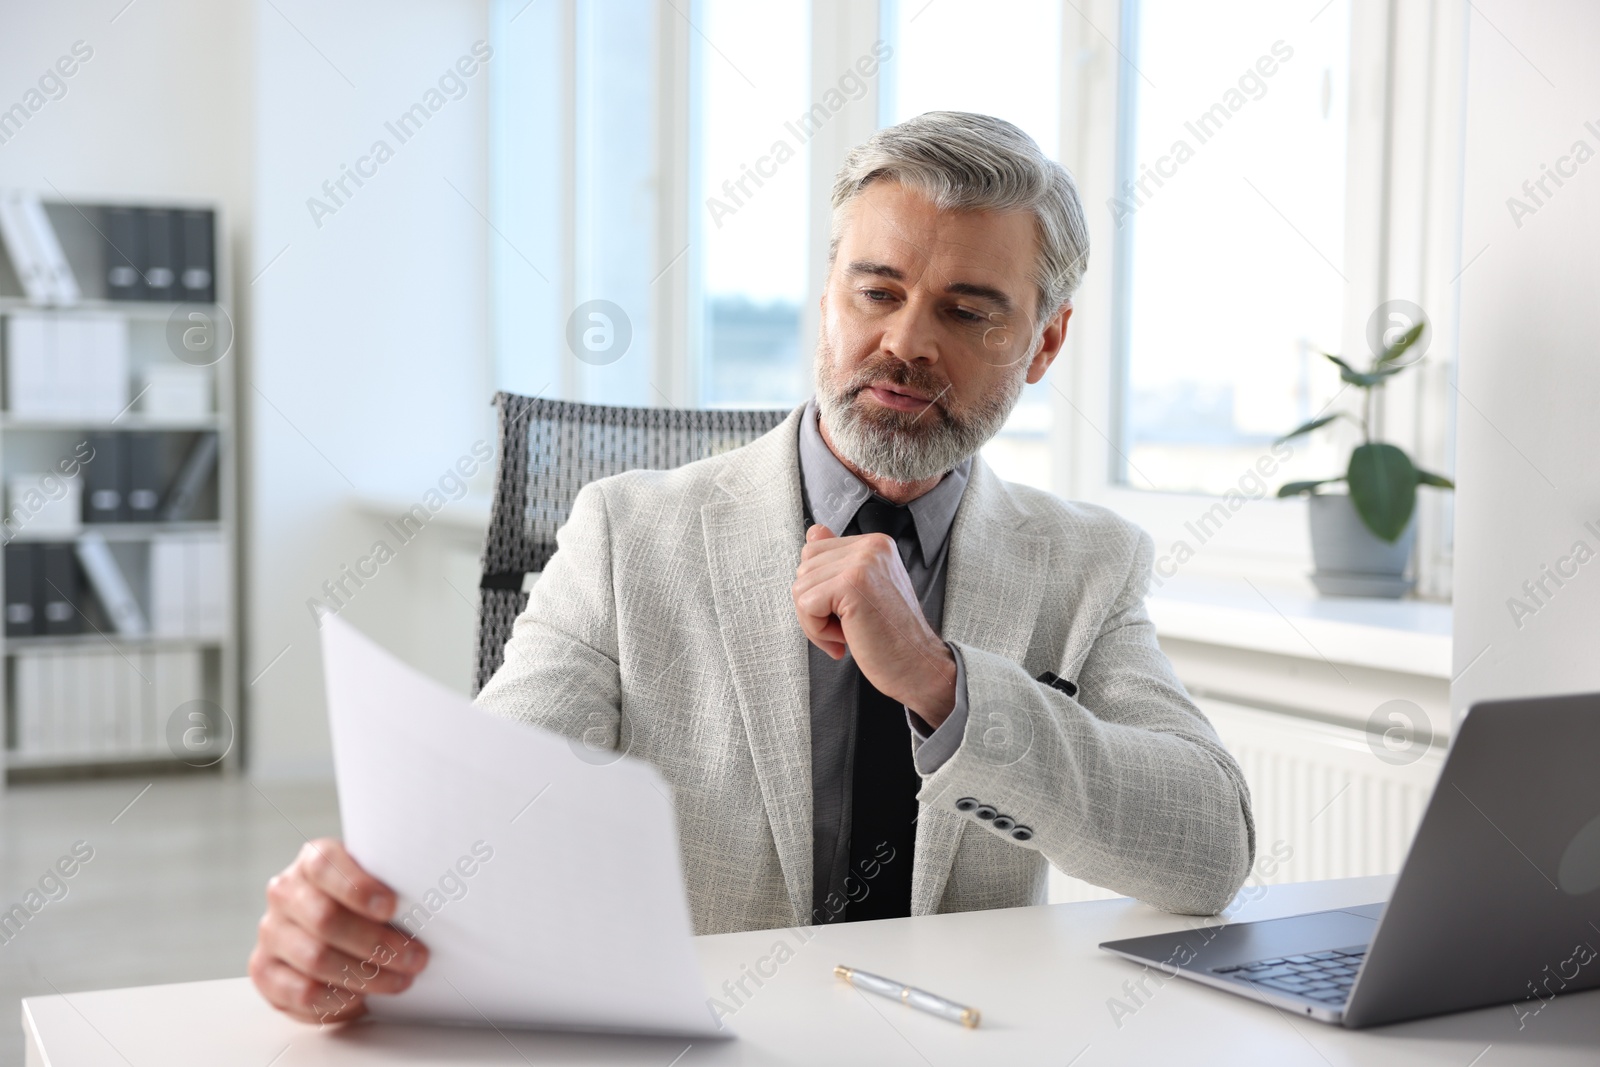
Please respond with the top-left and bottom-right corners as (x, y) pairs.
(815, 180), (1071, 484)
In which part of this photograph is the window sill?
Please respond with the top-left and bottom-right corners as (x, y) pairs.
(1147, 574), (1452, 679)
(355, 493), (492, 535)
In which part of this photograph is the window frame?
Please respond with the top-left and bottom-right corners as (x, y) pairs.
(1054, 0), (1464, 594)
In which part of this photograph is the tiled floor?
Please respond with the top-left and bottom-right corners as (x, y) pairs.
(0, 774), (340, 1065)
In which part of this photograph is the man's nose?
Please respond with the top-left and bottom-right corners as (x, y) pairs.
(879, 296), (941, 365)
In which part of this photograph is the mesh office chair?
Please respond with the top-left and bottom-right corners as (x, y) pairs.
(473, 392), (791, 694)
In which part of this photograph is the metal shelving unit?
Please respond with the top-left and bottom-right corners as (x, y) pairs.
(0, 197), (238, 782)
(1, 414), (227, 431)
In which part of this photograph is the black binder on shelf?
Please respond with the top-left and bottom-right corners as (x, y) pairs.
(39, 543), (82, 635)
(4, 543), (39, 637)
(105, 206), (144, 300)
(84, 432), (128, 523)
(44, 201), (214, 305)
(160, 432), (218, 522)
(127, 433), (164, 522)
(179, 209), (215, 303)
(143, 208), (177, 302)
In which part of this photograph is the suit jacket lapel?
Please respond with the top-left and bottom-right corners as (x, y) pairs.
(701, 415), (1053, 922)
(702, 406), (814, 925)
(913, 457), (1051, 914)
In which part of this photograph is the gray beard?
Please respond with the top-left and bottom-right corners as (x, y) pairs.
(813, 335), (1029, 484)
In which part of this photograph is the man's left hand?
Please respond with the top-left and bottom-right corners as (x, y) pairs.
(792, 524), (958, 727)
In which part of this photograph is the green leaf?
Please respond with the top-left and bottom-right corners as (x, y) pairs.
(1276, 478), (1340, 497)
(1415, 468), (1455, 489)
(1347, 443), (1417, 541)
(1341, 365), (1407, 387)
(1322, 352), (1360, 375)
(1324, 351), (1404, 387)
(1275, 414), (1339, 445)
(1376, 321), (1427, 365)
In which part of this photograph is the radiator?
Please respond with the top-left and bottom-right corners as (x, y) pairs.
(1046, 698), (1447, 905)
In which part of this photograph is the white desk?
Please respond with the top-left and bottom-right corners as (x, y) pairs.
(22, 876), (1600, 1066)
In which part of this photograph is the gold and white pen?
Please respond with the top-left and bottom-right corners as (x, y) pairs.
(834, 965), (981, 1028)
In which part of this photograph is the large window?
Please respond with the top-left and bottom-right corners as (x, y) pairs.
(1114, 0), (1352, 495)
(879, 0), (1062, 156)
(690, 0), (812, 408)
(572, 0), (660, 407)
(489, 0), (1458, 591)
(489, 0), (662, 406)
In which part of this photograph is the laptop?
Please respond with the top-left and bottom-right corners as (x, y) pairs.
(1099, 691), (1600, 1028)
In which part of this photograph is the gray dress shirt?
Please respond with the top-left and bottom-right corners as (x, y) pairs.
(797, 398), (973, 922)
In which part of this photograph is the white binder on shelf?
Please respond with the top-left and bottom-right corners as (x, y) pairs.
(76, 533), (148, 637)
(20, 194), (80, 305)
(112, 652), (138, 758)
(3, 314), (52, 415)
(195, 536), (224, 635)
(87, 652), (111, 753)
(3, 312), (129, 419)
(139, 365), (213, 419)
(130, 649), (155, 753)
(15, 650), (46, 756)
(57, 650), (83, 756)
(77, 315), (131, 419)
(150, 532), (224, 639)
(151, 648), (203, 755)
(5, 474), (83, 537)
(0, 192), (79, 305)
(46, 649), (68, 756)
(0, 192), (51, 304)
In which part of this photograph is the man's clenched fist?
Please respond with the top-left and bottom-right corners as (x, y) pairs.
(792, 524), (958, 727)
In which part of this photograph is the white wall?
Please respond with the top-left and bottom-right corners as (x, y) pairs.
(3, 1), (496, 780)
(0, 2), (251, 220)
(250, 0), (493, 778)
(1452, 0), (1600, 714)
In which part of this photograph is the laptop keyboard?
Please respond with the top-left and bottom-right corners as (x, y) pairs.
(1211, 947), (1366, 1004)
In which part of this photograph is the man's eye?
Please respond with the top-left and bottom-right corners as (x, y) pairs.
(860, 289), (893, 302)
(950, 307), (985, 323)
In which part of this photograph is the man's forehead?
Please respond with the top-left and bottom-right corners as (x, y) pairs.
(837, 181), (1036, 293)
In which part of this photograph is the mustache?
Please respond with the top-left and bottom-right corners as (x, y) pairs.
(844, 359), (952, 412)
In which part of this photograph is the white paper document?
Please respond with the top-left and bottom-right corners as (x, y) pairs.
(320, 615), (724, 1038)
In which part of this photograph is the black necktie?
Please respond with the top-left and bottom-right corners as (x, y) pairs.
(843, 498), (921, 921)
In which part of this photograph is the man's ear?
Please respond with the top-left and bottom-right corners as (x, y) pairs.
(1025, 304), (1073, 385)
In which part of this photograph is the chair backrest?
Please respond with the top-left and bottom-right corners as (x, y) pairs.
(474, 393), (790, 694)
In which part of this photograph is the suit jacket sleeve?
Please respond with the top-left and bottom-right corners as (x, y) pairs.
(473, 481), (622, 746)
(920, 529), (1256, 915)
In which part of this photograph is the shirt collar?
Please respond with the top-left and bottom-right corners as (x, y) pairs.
(798, 397), (970, 564)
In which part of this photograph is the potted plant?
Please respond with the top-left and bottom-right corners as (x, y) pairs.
(1274, 322), (1454, 597)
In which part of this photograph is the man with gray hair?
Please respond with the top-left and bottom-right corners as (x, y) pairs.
(249, 111), (1255, 1024)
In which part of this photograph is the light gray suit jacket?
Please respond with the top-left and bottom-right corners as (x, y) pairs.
(475, 405), (1255, 934)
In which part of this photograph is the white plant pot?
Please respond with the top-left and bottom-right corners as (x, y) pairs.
(1307, 493), (1416, 598)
